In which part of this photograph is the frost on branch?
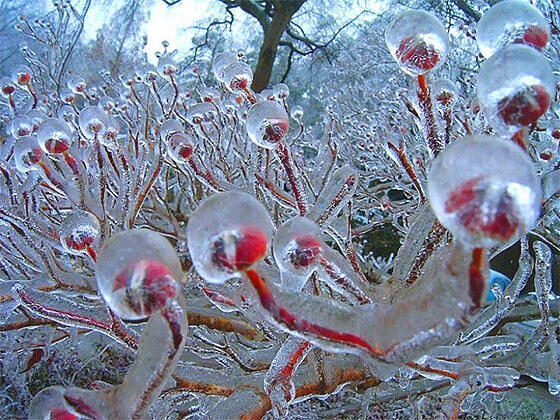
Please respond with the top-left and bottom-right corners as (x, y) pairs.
(0, 1), (559, 418)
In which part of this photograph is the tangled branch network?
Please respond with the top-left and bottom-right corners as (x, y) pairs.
(0, 1), (559, 418)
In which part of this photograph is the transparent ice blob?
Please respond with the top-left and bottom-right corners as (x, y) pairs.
(157, 55), (177, 77)
(7, 115), (33, 137)
(186, 191), (274, 284)
(96, 229), (182, 320)
(385, 9), (449, 76)
(477, 0), (549, 59)
(167, 132), (194, 163)
(246, 100), (289, 149)
(434, 79), (459, 107)
(428, 135), (541, 248)
(221, 61), (253, 92)
(11, 64), (32, 86)
(13, 135), (43, 173)
(60, 211), (100, 256)
(273, 217), (323, 278)
(213, 52), (237, 82)
(477, 44), (554, 130)
(78, 106), (107, 139)
(36, 118), (72, 154)
(159, 118), (183, 141)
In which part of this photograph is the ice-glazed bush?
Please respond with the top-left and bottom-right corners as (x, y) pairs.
(1, 2), (560, 419)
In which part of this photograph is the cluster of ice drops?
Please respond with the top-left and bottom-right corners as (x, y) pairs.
(0, 0), (557, 418)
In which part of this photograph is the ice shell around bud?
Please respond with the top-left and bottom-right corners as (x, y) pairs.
(157, 55), (177, 77)
(213, 52), (237, 82)
(78, 106), (107, 139)
(428, 136), (541, 248)
(477, 45), (553, 130)
(0, 76), (16, 96)
(221, 61), (253, 92)
(477, 0), (549, 59)
(60, 211), (100, 255)
(246, 101), (289, 149)
(8, 115), (33, 138)
(11, 64), (32, 85)
(37, 118), (72, 154)
(96, 229), (182, 320)
(385, 9), (448, 76)
(167, 132), (193, 163)
(273, 217), (323, 277)
(434, 79), (459, 107)
(13, 136), (42, 173)
(159, 119), (183, 140)
(187, 191), (274, 284)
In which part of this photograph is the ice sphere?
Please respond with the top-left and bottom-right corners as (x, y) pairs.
(274, 83), (289, 99)
(96, 229), (182, 320)
(11, 64), (32, 85)
(428, 135), (541, 247)
(99, 95), (115, 112)
(434, 79), (459, 107)
(8, 115), (33, 137)
(477, 0), (549, 59)
(213, 52), (237, 82)
(28, 386), (71, 419)
(67, 75), (86, 93)
(187, 191), (274, 284)
(167, 132), (193, 163)
(246, 101), (289, 149)
(273, 217), (323, 277)
(290, 105), (303, 120)
(159, 119), (183, 141)
(78, 106), (107, 139)
(385, 9), (448, 76)
(221, 61), (253, 92)
(60, 89), (76, 104)
(13, 135), (42, 173)
(0, 76), (16, 96)
(27, 109), (46, 132)
(37, 118), (72, 154)
(60, 211), (100, 256)
(100, 116), (119, 146)
(157, 55), (177, 77)
(477, 45), (553, 130)
(186, 102), (216, 125)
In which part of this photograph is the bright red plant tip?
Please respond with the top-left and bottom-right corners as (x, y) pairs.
(2, 85), (15, 95)
(234, 226), (268, 271)
(64, 232), (95, 252)
(263, 120), (289, 144)
(230, 77), (249, 90)
(113, 259), (175, 292)
(513, 25), (549, 50)
(396, 36), (440, 71)
(179, 144), (193, 160)
(290, 234), (322, 268)
(50, 408), (78, 420)
(497, 84), (550, 127)
(444, 176), (483, 214)
(45, 138), (69, 154)
(17, 73), (31, 85)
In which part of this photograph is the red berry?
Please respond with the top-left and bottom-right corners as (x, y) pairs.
(263, 120), (289, 144)
(289, 234), (322, 268)
(497, 84), (550, 127)
(396, 36), (440, 71)
(45, 138), (69, 154)
(513, 25), (549, 50)
(234, 226), (268, 270)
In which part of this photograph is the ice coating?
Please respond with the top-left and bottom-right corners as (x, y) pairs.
(273, 217), (323, 278)
(434, 78), (459, 107)
(78, 106), (107, 139)
(212, 51), (237, 82)
(8, 115), (33, 138)
(221, 61), (253, 92)
(246, 100), (289, 149)
(186, 191), (274, 284)
(157, 55), (177, 76)
(385, 9), (448, 76)
(477, 0), (550, 58)
(36, 118), (72, 154)
(11, 64), (32, 85)
(159, 118), (183, 140)
(167, 132), (193, 163)
(96, 229), (182, 320)
(59, 211), (100, 256)
(477, 45), (554, 130)
(13, 135), (43, 173)
(428, 136), (541, 247)
(186, 102), (216, 125)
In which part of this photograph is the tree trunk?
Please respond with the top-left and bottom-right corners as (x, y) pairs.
(251, 2), (302, 92)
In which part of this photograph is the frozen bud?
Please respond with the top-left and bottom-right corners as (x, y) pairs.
(27, 109), (46, 132)
(477, 0), (549, 58)
(213, 52), (237, 82)
(37, 118), (72, 154)
(246, 101), (289, 149)
(273, 217), (323, 277)
(167, 132), (193, 163)
(274, 83), (290, 99)
(157, 55), (177, 77)
(67, 75), (86, 93)
(434, 79), (459, 107)
(13, 136), (43, 173)
(78, 106), (107, 139)
(477, 45), (553, 129)
(98, 95), (115, 112)
(428, 135), (541, 247)
(548, 119), (560, 140)
(96, 229), (182, 320)
(201, 87), (220, 103)
(100, 116), (119, 146)
(60, 89), (75, 104)
(8, 115), (33, 137)
(385, 9), (448, 76)
(60, 211), (100, 256)
(187, 191), (273, 284)
(221, 61), (253, 92)
(159, 118), (183, 140)
(57, 105), (74, 122)
(11, 64), (32, 85)
(0, 76), (16, 96)
(290, 105), (304, 120)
